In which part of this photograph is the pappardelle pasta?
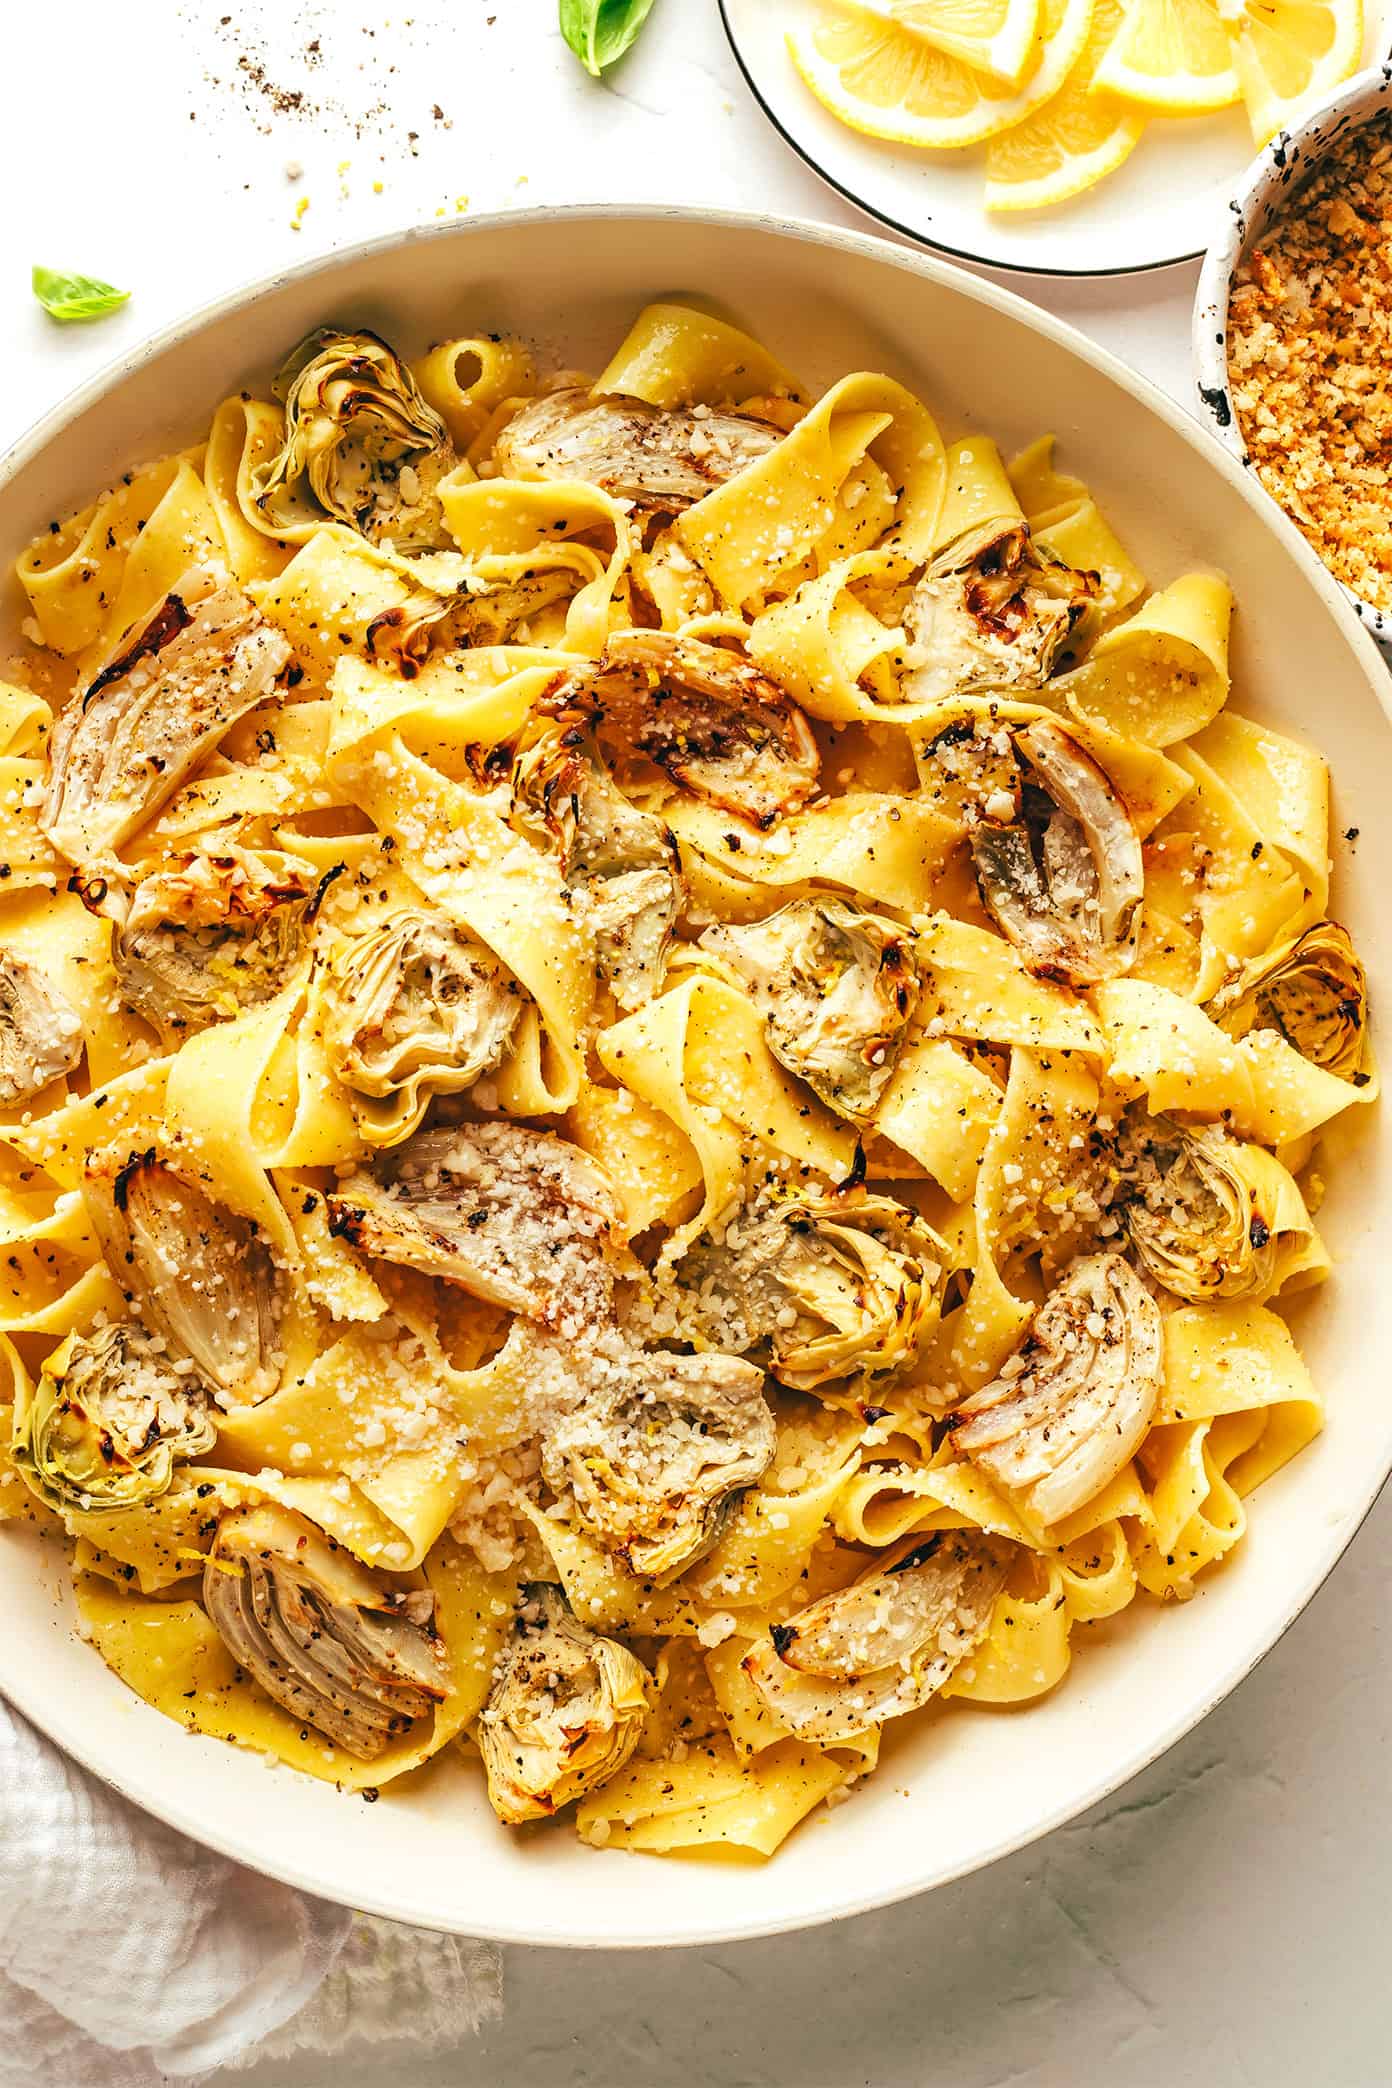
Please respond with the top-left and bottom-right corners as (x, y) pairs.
(0, 302), (1372, 1858)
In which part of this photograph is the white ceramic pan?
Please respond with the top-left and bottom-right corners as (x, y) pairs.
(1, 208), (1387, 1948)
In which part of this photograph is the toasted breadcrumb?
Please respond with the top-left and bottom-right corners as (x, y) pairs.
(1228, 114), (1392, 610)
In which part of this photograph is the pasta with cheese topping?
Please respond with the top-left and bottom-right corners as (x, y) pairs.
(0, 302), (1372, 1858)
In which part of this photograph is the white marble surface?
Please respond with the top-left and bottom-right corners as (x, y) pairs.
(0, 3), (1386, 2084)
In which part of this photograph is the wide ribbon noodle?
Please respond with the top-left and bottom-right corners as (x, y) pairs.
(0, 301), (1371, 1858)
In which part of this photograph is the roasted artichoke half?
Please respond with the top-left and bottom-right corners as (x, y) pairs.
(510, 728), (683, 1012)
(0, 953), (83, 1106)
(700, 898), (919, 1121)
(1208, 921), (1370, 1084)
(204, 1503), (450, 1759)
(252, 328), (456, 549)
(952, 1251), (1163, 1526)
(743, 1532), (1012, 1744)
(321, 908), (524, 1116)
(84, 1147), (286, 1406)
(966, 718), (1143, 986)
(671, 1188), (947, 1394)
(41, 564), (292, 870)
(12, 1323), (216, 1516)
(494, 387), (782, 512)
(109, 842), (323, 1044)
(327, 1120), (627, 1330)
(902, 520), (1096, 707)
(1115, 1110), (1284, 1304)
(541, 1345), (775, 1583)
(546, 629), (819, 830)
(478, 1583), (650, 1823)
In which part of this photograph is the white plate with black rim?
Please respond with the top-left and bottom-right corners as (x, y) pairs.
(720, 0), (1391, 276)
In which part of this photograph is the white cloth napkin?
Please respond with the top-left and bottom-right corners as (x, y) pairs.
(0, 1698), (502, 2084)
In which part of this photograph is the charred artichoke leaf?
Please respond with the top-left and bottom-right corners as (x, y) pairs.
(587, 867), (682, 1014)
(41, 564), (292, 869)
(1208, 921), (1370, 1084)
(1115, 1109), (1282, 1303)
(493, 387), (782, 511)
(327, 1120), (627, 1330)
(700, 898), (919, 1121)
(204, 1503), (449, 1760)
(84, 1147), (286, 1406)
(359, 546), (473, 678)
(478, 1582), (649, 1823)
(0, 953), (83, 1105)
(110, 842), (323, 1043)
(971, 718), (1143, 986)
(541, 1345), (774, 1583)
(510, 729), (682, 1010)
(546, 629), (819, 830)
(321, 907), (524, 1106)
(13, 1322), (216, 1516)
(253, 328), (456, 550)
(449, 567), (578, 649)
(743, 1532), (1011, 1743)
(901, 520), (1097, 707)
(509, 726), (655, 876)
(671, 1187), (946, 1392)
(952, 1251), (1162, 1526)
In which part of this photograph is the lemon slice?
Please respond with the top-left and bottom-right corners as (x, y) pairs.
(848, 0), (1043, 89)
(788, 0), (1095, 151)
(1090, 0), (1241, 111)
(1220, 0), (1363, 144)
(984, 0), (1147, 209)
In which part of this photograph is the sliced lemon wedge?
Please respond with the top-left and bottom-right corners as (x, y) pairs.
(848, 0), (1043, 89)
(1090, 0), (1242, 111)
(1219, 0), (1364, 144)
(984, 0), (1147, 209)
(788, 0), (1095, 151)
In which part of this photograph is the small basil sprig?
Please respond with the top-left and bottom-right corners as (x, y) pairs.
(559, 0), (658, 77)
(32, 267), (130, 324)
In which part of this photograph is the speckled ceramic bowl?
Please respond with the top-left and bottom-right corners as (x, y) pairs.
(1194, 63), (1392, 645)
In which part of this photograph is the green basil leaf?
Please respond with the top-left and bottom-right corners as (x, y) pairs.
(32, 266), (130, 325)
(559, 0), (658, 77)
